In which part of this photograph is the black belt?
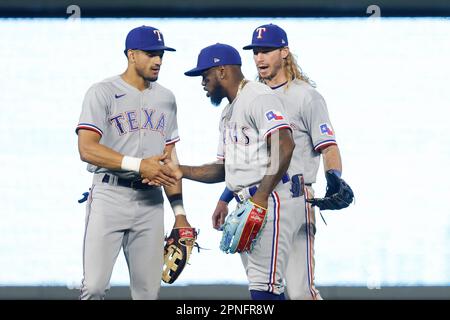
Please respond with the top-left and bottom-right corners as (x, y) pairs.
(102, 174), (154, 190)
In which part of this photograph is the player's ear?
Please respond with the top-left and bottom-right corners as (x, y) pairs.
(127, 49), (136, 63)
(280, 47), (290, 59)
(218, 66), (226, 80)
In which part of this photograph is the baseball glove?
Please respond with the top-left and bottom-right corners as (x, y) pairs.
(307, 170), (354, 210)
(162, 227), (197, 284)
(220, 199), (268, 254)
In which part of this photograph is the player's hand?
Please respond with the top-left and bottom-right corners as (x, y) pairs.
(141, 155), (183, 187)
(174, 214), (192, 228)
(140, 153), (177, 187)
(212, 200), (229, 230)
(306, 170), (354, 210)
(163, 157), (183, 180)
(141, 177), (163, 187)
(251, 191), (269, 210)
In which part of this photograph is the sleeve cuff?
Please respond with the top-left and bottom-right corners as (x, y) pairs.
(165, 136), (180, 145)
(263, 124), (292, 139)
(314, 140), (337, 151)
(75, 123), (103, 137)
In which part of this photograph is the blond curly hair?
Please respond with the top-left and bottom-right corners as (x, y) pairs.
(283, 51), (316, 88)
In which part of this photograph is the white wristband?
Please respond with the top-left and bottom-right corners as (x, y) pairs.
(121, 156), (142, 173)
(172, 204), (186, 216)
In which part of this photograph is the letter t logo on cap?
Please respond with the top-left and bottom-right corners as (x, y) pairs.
(256, 27), (266, 39)
(153, 29), (162, 41)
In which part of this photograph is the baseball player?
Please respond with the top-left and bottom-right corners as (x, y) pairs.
(213, 24), (353, 300)
(76, 25), (192, 300)
(177, 43), (308, 300)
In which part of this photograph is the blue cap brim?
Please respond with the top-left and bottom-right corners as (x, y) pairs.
(242, 43), (283, 50)
(184, 67), (209, 77)
(143, 45), (176, 52)
(131, 45), (176, 52)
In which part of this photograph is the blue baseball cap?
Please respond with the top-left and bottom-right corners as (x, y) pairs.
(243, 24), (288, 50)
(184, 43), (242, 77)
(124, 25), (175, 55)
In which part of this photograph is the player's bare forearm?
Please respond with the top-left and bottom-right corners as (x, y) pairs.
(79, 130), (177, 186)
(321, 144), (342, 173)
(162, 143), (191, 226)
(163, 179), (182, 197)
(164, 182), (192, 228)
(78, 130), (123, 170)
(179, 162), (225, 183)
(253, 129), (294, 207)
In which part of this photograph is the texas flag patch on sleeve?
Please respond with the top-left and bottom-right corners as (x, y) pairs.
(265, 110), (284, 121)
(320, 123), (334, 136)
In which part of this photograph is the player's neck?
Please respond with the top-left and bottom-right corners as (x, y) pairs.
(227, 77), (247, 103)
(121, 70), (150, 91)
(264, 71), (288, 88)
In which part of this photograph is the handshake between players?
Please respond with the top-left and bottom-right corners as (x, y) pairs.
(140, 151), (182, 187)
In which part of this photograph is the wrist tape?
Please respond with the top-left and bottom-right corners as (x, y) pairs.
(169, 194), (186, 216)
(121, 156), (142, 173)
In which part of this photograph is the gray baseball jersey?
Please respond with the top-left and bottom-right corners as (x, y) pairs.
(217, 81), (308, 296)
(271, 79), (332, 300)
(216, 81), (292, 192)
(76, 75), (179, 299)
(76, 75), (180, 179)
(272, 79), (337, 184)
